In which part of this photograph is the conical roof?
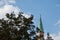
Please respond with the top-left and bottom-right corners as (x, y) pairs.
(38, 16), (44, 32)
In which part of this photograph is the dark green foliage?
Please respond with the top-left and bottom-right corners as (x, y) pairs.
(0, 12), (36, 40)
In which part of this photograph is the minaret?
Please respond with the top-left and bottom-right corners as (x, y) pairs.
(37, 16), (44, 40)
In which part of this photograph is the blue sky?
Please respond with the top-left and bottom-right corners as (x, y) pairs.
(14, 0), (60, 34)
(0, 0), (60, 40)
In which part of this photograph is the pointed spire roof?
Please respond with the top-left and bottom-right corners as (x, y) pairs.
(38, 15), (44, 32)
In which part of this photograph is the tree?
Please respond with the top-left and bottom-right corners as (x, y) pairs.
(0, 12), (36, 40)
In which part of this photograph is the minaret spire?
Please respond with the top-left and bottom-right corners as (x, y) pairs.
(37, 15), (44, 40)
(38, 15), (44, 32)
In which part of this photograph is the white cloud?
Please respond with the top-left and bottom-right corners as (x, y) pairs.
(8, 0), (16, 4)
(22, 13), (32, 19)
(0, 0), (4, 6)
(45, 32), (60, 40)
(0, 4), (31, 19)
(0, 4), (20, 19)
(55, 20), (60, 27)
(51, 32), (60, 40)
(56, 4), (60, 7)
(0, 0), (32, 19)
(0, 0), (16, 6)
